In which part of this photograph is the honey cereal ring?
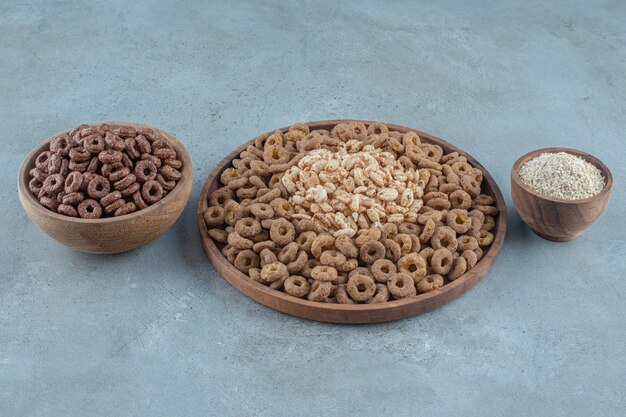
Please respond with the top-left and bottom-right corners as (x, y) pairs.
(77, 199), (102, 219)
(393, 234), (413, 256)
(141, 180), (164, 204)
(57, 203), (78, 217)
(367, 122), (389, 135)
(269, 218), (296, 245)
(263, 146), (290, 165)
(419, 144), (444, 162)
(401, 131), (421, 147)
(335, 235), (358, 258)
(234, 217), (262, 238)
(42, 173), (64, 195)
(387, 273), (417, 299)
(446, 209), (472, 234)
(260, 219), (274, 229)
(269, 198), (294, 219)
(108, 167), (130, 182)
(295, 231), (316, 254)
(233, 249), (260, 274)
(462, 249), (478, 269)
(114, 202), (136, 217)
(220, 168), (240, 185)
(256, 187), (281, 204)
(85, 176), (109, 199)
(474, 247), (484, 262)
(425, 197), (451, 211)
(477, 230), (494, 247)
(113, 173), (136, 191)
(468, 209), (484, 234)
(248, 175), (266, 189)
(419, 219), (436, 243)
(320, 250), (346, 268)
(440, 183), (462, 195)
(249, 230), (269, 243)
(120, 182), (141, 197)
(346, 274), (376, 302)
(228, 231), (254, 250)
(366, 283), (390, 304)
(417, 274), (444, 293)
(371, 259), (397, 283)
(236, 185), (258, 199)
(209, 188), (234, 207)
(311, 234), (335, 259)
(287, 251), (308, 274)
(347, 267), (369, 280)
(430, 248), (454, 275)
(132, 190), (148, 210)
(359, 240), (386, 264)
(226, 246), (242, 264)
(204, 206), (225, 226)
(355, 228), (382, 247)
(277, 242), (299, 264)
(474, 194), (495, 206)
(397, 252), (427, 283)
(307, 280), (332, 302)
(311, 265), (338, 282)
(104, 198), (125, 214)
(336, 258), (358, 273)
(100, 190), (123, 207)
(431, 226), (458, 252)
(134, 160), (158, 182)
(335, 285), (355, 304)
(457, 235), (479, 252)
(418, 247), (435, 267)
(460, 175), (480, 197)
(449, 189), (472, 209)
(447, 256), (467, 281)
(301, 259), (321, 278)
(259, 248), (278, 267)
(381, 238), (402, 262)
(481, 215), (496, 231)
(475, 204), (499, 216)
(398, 222), (420, 235)
(380, 223), (398, 240)
(28, 177), (43, 195)
(284, 275), (310, 298)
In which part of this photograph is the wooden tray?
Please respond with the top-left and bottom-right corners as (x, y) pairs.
(197, 120), (507, 323)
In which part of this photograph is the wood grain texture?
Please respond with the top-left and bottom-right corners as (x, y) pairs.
(198, 120), (507, 323)
(18, 122), (193, 254)
(511, 147), (612, 242)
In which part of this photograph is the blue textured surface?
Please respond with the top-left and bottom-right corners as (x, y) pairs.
(1, 1), (625, 416)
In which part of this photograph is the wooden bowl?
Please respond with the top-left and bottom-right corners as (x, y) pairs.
(18, 122), (193, 254)
(511, 147), (612, 242)
(197, 120), (507, 323)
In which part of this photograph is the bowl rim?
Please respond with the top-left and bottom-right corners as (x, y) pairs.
(511, 147), (613, 204)
(17, 121), (193, 224)
(197, 119), (508, 322)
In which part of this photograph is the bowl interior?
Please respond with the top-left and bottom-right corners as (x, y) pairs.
(19, 122), (193, 224)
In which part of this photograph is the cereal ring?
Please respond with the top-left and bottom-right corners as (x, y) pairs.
(311, 234), (335, 259)
(397, 252), (427, 283)
(300, 259), (321, 278)
(77, 199), (102, 219)
(259, 248), (278, 266)
(263, 146), (290, 165)
(62, 192), (85, 206)
(83, 135), (105, 153)
(50, 136), (72, 156)
(234, 249), (260, 274)
(101, 162), (123, 178)
(284, 276), (310, 298)
(98, 149), (123, 164)
(475, 205), (499, 216)
(113, 173), (136, 191)
(474, 194), (494, 206)
(468, 209), (484, 234)
(132, 190), (148, 210)
(380, 223), (398, 240)
(346, 274), (376, 302)
(278, 242), (299, 264)
(287, 251), (308, 274)
(355, 228), (381, 247)
(398, 222), (420, 235)
(220, 168), (240, 185)
(114, 202), (136, 217)
(335, 235), (358, 258)
(381, 238), (401, 262)
(477, 230), (494, 247)
(87, 176), (110, 199)
(236, 185), (258, 199)
(141, 153), (161, 168)
(430, 248), (454, 275)
(28, 177), (43, 195)
(307, 280), (332, 302)
(320, 250), (346, 267)
(394, 234), (413, 256)
(259, 262), (289, 284)
(387, 273), (416, 299)
(460, 175), (480, 197)
(462, 249), (478, 269)
(154, 147), (177, 161)
(104, 198), (125, 214)
(336, 285), (355, 304)
(270, 198), (294, 219)
(223, 200), (244, 226)
(208, 229), (228, 243)
(269, 218), (295, 245)
(447, 256), (467, 281)
(35, 151), (51, 172)
(446, 209), (472, 234)
(367, 122), (389, 135)
(228, 231), (254, 250)
(100, 190), (123, 207)
(141, 180), (164, 204)
(481, 215), (496, 232)
(457, 235), (479, 252)
(134, 160), (158, 182)
(402, 131), (421, 147)
(209, 188), (234, 207)
(56, 202), (78, 217)
(311, 265), (338, 282)
(86, 156), (100, 173)
(234, 217), (262, 238)
(39, 196), (58, 211)
(359, 240), (386, 264)
(449, 190), (472, 209)
(366, 283), (390, 304)
(474, 247), (484, 262)
(43, 174), (64, 195)
(418, 247), (435, 266)
(30, 167), (48, 182)
(417, 274), (444, 293)
(419, 144), (444, 162)
(108, 167), (130, 182)
(336, 258), (358, 273)
(371, 259), (397, 283)
(204, 206), (225, 226)
(248, 203), (273, 220)
(249, 230), (269, 243)
(425, 197), (451, 211)
(431, 226), (458, 252)
(419, 219), (436, 243)
(69, 147), (90, 162)
(295, 231), (317, 254)
(256, 187), (281, 204)
(120, 182), (141, 197)
(46, 154), (62, 174)
(160, 165), (182, 181)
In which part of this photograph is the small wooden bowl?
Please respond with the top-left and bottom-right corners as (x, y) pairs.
(198, 120), (507, 323)
(18, 122), (193, 254)
(511, 147), (612, 242)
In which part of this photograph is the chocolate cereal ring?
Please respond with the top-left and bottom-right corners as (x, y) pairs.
(346, 274), (376, 302)
(43, 174), (64, 195)
(57, 204), (78, 217)
(430, 248), (454, 275)
(141, 180), (164, 204)
(62, 192), (84, 206)
(39, 196), (58, 211)
(284, 275), (310, 298)
(87, 176), (110, 199)
(113, 173), (136, 191)
(132, 191), (148, 210)
(417, 274), (444, 293)
(114, 202), (136, 217)
(133, 160), (158, 182)
(104, 198), (126, 214)
(371, 259), (397, 283)
(77, 199), (102, 219)
(28, 177), (43, 195)
(64, 171), (83, 194)
(387, 273), (417, 299)
(100, 191), (123, 207)
(120, 182), (140, 197)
